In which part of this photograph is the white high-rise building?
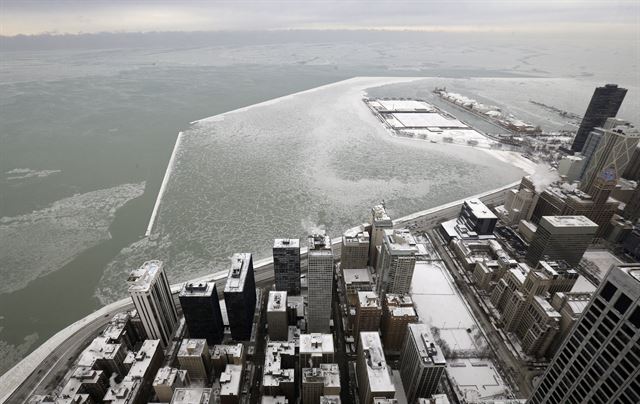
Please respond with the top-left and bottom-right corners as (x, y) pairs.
(399, 324), (446, 403)
(529, 264), (640, 404)
(307, 233), (334, 333)
(580, 118), (640, 195)
(369, 204), (393, 268)
(128, 260), (178, 347)
(376, 229), (418, 295)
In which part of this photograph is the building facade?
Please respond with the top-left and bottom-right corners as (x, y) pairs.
(273, 239), (301, 295)
(399, 323), (446, 403)
(571, 84), (627, 152)
(528, 264), (640, 404)
(179, 282), (224, 345)
(376, 229), (418, 295)
(307, 233), (334, 333)
(224, 253), (256, 341)
(525, 216), (598, 267)
(127, 260), (178, 347)
(341, 229), (370, 270)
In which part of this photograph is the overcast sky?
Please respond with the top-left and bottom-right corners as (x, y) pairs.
(1, 0), (638, 36)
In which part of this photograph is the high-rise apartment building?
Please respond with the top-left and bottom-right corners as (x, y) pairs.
(525, 216), (598, 267)
(580, 119), (640, 196)
(354, 291), (382, 337)
(267, 291), (289, 341)
(127, 260), (178, 347)
(263, 342), (296, 403)
(224, 253), (256, 341)
(341, 229), (370, 269)
(179, 282), (224, 345)
(458, 198), (498, 235)
(381, 294), (418, 352)
(153, 367), (189, 402)
(273, 239), (301, 295)
(377, 229), (418, 295)
(528, 264), (640, 404)
(399, 323), (446, 403)
(571, 84), (627, 152)
(307, 233), (334, 333)
(369, 203), (393, 268)
(356, 332), (396, 404)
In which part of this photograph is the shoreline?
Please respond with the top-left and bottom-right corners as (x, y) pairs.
(0, 178), (519, 403)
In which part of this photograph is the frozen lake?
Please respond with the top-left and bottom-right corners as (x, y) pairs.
(96, 77), (526, 302)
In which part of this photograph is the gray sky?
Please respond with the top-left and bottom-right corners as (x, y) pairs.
(1, 0), (638, 36)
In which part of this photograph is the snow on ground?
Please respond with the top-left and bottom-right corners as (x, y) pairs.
(571, 275), (597, 293)
(481, 149), (540, 175)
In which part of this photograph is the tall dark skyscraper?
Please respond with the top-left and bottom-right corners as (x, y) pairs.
(273, 238), (301, 295)
(571, 84), (627, 152)
(179, 282), (224, 345)
(224, 253), (256, 341)
(528, 264), (640, 404)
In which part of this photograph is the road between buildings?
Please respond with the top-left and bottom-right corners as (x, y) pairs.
(1, 180), (518, 404)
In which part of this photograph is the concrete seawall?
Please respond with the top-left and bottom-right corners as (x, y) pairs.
(0, 179), (518, 403)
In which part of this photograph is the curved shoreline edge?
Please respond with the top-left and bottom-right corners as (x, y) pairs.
(0, 178), (519, 403)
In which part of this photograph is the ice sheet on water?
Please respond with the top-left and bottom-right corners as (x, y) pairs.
(0, 182), (145, 294)
(97, 77), (525, 303)
(4, 168), (61, 181)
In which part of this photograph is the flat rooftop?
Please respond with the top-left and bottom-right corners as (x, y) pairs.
(170, 388), (212, 404)
(126, 339), (160, 380)
(343, 268), (373, 284)
(178, 339), (207, 357)
(371, 204), (392, 224)
(384, 228), (418, 254)
(179, 281), (216, 298)
(541, 215), (598, 230)
(219, 364), (242, 397)
(358, 291), (381, 308)
(370, 99), (437, 112)
(127, 260), (163, 292)
(268, 290), (287, 312)
(343, 230), (370, 245)
(407, 323), (446, 366)
(274, 238), (300, 249)
(309, 233), (332, 252)
(464, 199), (497, 220)
(359, 332), (395, 394)
(224, 253), (252, 293)
(153, 367), (184, 386)
(300, 333), (334, 355)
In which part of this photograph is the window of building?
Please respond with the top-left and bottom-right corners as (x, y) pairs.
(614, 293), (632, 314)
(630, 307), (640, 329)
(600, 282), (617, 302)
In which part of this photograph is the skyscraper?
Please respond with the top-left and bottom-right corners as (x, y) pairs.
(571, 84), (627, 152)
(622, 146), (640, 181)
(224, 253), (256, 341)
(267, 291), (289, 341)
(354, 291), (382, 337)
(623, 186), (640, 222)
(399, 323), (446, 403)
(341, 229), (370, 270)
(369, 203), (393, 268)
(580, 118), (640, 196)
(179, 282), (224, 345)
(127, 260), (178, 347)
(377, 229), (418, 295)
(381, 294), (418, 353)
(307, 233), (334, 333)
(525, 216), (598, 267)
(273, 239), (301, 295)
(356, 332), (396, 404)
(528, 264), (640, 404)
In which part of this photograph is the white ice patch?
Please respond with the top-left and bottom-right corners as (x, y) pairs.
(5, 168), (61, 181)
(0, 182), (145, 294)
